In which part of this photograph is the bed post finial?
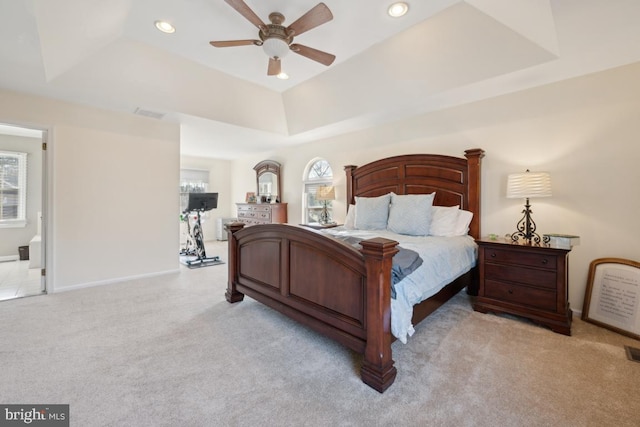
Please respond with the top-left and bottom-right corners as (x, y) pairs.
(344, 165), (357, 206)
(464, 149), (484, 240)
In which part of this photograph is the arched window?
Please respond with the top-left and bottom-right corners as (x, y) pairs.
(302, 158), (333, 223)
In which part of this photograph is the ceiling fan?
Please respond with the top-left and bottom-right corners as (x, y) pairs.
(210, 0), (336, 76)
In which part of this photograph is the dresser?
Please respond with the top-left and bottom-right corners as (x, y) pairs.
(473, 237), (572, 335)
(236, 203), (287, 226)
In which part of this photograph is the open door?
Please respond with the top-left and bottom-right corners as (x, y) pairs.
(0, 123), (46, 300)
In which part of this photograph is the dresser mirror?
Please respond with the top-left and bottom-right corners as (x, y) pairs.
(254, 160), (281, 203)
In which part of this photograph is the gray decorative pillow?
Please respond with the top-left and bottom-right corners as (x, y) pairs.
(354, 194), (391, 230)
(387, 193), (435, 236)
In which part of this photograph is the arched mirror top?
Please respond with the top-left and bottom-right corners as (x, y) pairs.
(254, 160), (282, 202)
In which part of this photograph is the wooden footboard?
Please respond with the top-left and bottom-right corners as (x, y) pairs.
(226, 222), (399, 392)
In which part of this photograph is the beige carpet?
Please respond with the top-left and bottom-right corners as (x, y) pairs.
(0, 241), (638, 426)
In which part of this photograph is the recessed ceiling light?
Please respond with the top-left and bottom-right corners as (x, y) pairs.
(276, 72), (289, 80)
(388, 2), (409, 18)
(154, 20), (175, 34)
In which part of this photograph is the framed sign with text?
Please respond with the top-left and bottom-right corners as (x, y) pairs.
(582, 257), (640, 340)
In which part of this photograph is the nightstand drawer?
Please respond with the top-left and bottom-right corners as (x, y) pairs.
(484, 248), (557, 270)
(485, 263), (557, 289)
(485, 279), (556, 311)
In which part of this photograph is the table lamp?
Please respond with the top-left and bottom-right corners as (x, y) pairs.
(316, 185), (336, 225)
(506, 170), (552, 243)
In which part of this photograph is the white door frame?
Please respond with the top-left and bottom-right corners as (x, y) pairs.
(0, 121), (52, 295)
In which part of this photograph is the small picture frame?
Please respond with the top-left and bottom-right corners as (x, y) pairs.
(245, 192), (257, 203)
(582, 257), (640, 340)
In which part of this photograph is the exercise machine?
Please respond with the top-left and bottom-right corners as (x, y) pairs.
(179, 211), (198, 257)
(182, 192), (222, 268)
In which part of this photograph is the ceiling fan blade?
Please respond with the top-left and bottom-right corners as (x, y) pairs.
(267, 58), (281, 76)
(209, 40), (261, 48)
(286, 3), (333, 37)
(290, 44), (335, 66)
(224, 0), (266, 30)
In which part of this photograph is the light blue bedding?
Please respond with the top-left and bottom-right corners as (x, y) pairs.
(323, 227), (478, 343)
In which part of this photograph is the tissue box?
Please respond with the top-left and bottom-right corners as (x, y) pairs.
(544, 234), (580, 249)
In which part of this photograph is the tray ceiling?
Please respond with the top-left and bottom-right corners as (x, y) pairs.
(1, 0), (639, 158)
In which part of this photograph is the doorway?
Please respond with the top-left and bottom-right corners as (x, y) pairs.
(0, 123), (46, 300)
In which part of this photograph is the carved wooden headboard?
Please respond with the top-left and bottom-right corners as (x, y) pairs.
(344, 149), (484, 239)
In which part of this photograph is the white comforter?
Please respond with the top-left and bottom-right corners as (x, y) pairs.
(322, 227), (478, 343)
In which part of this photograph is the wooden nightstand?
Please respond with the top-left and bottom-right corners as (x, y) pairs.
(474, 237), (572, 335)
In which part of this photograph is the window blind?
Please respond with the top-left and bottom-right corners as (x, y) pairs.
(0, 151), (27, 224)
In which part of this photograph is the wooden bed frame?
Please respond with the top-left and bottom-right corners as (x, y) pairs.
(225, 149), (484, 392)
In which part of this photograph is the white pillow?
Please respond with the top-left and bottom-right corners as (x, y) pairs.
(429, 205), (461, 236)
(354, 194), (391, 230)
(387, 192), (435, 236)
(454, 209), (474, 236)
(344, 204), (356, 229)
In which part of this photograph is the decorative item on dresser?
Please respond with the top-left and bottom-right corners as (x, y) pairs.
(254, 160), (281, 202)
(473, 237), (572, 335)
(237, 159), (288, 226)
(236, 202), (288, 226)
(225, 148), (484, 392)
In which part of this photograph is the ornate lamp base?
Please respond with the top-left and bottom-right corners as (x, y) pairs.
(510, 198), (550, 245)
(318, 201), (333, 225)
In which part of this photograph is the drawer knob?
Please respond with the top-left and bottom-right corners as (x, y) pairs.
(508, 289), (513, 294)
(491, 253), (496, 258)
(541, 259), (548, 265)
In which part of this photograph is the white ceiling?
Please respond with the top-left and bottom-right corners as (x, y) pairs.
(1, 0), (640, 159)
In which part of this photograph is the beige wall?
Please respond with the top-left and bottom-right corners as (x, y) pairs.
(231, 62), (640, 313)
(0, 89), (181, 291)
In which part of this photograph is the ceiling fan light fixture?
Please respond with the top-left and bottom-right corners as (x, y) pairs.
(276, 72), (289, 80)
(262, 37), (290, 59)
(154, 20), (176, 34)
(209, 2), (334, 76)
(388, 2), (409, 18)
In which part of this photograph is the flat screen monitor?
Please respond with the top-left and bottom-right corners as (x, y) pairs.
(187, 192), (218, 212)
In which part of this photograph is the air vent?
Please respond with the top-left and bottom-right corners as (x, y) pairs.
(134, 108), (165, 120)
(625, 346), (640, 363)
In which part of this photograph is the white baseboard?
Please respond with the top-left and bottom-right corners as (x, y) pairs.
(0, 255), (19, 262)
(51, 268), (180, 293)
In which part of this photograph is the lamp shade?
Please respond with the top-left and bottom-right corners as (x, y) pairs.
(316, 186), (336, 201)
(506, 170), (552, 199)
